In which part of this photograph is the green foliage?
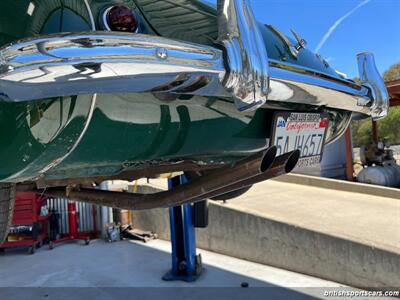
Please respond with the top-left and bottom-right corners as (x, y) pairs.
(352, 107), (400, 147)
(383, 63), (400, 81)
(378, 107), (400, 142)
(351, 118), (372, 146)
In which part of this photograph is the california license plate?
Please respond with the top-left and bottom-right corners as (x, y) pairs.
(272, 112), (329, 167)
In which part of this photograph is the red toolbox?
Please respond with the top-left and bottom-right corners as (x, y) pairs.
(0, 192), (49, 254)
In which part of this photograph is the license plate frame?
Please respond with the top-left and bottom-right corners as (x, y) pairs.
(271, 111), (329, 168)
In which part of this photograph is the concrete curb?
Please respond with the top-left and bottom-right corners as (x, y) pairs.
(273, 174), (400, 200)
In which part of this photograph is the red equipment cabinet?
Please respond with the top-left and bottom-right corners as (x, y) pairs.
(0, 192), (48, 254)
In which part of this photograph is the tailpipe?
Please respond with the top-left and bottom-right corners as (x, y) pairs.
(41, 147), (277, 210)
(195, 149), (301, 201)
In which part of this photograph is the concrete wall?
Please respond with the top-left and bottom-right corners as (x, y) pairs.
(132, 203), (400, 289)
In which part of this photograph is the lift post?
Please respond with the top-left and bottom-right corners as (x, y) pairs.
(163, 175), (203, 282)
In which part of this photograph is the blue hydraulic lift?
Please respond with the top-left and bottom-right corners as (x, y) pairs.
(162, 175), (208, 282)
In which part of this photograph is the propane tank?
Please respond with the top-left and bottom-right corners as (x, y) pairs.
(357, 141), (400, 187)
(358, 162), (400, 187)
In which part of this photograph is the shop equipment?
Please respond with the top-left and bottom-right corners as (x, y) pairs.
(0, 192), (48, 254)
(48, 201), (91, 249)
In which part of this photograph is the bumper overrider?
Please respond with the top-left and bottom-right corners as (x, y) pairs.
(0, 0), (389, 120)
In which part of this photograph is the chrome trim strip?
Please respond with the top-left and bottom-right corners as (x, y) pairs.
(83, 0), (96, 31)
(269, 60), (364, 91)
(102, 6), (114, 31)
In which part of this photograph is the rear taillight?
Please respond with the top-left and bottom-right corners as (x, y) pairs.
(102, 6), (138, 32)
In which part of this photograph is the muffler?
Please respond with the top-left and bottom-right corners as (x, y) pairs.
(42, 146), (278, 210)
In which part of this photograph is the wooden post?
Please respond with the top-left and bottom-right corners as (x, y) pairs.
(344, 127), (354, 181)
(372, 120), (379, 143)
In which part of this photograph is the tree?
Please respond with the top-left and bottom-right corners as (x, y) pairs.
(352, 107), (400, 147)
(383, 63), (400, 82)
(352, 118), (372, 147)
(377, 107), (400, 143)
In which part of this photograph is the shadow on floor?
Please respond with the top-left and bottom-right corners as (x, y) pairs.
(0, 239), (325, 300)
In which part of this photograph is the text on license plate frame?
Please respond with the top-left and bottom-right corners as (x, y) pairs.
(271, 112), (329, 167)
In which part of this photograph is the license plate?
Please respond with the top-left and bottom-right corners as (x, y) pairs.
(272, 112), (329, 168)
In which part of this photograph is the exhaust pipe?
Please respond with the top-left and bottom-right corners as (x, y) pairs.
(195, 149), (300, 201)
(42, 147), (277, 210)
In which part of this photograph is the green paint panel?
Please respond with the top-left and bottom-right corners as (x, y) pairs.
(47, 93), (266, 180)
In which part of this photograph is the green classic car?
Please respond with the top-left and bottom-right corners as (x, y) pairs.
(0, 0), (388, 241)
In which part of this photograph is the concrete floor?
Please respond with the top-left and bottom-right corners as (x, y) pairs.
(0, 239), (340, 288)
(0, 239), (369, 300)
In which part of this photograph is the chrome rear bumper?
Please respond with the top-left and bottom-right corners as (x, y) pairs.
(0, 0), (388, 120)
